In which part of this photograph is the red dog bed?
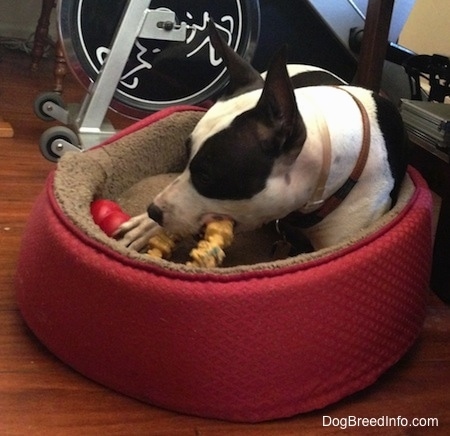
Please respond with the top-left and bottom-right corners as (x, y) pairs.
(16, 106), (433, 422)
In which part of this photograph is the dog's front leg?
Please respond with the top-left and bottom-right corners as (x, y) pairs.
(114, 213), (161, 252)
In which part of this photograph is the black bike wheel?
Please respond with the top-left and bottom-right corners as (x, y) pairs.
(58, 0), (260, 118)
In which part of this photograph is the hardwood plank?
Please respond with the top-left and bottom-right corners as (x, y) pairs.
(0, 46), (449, 435)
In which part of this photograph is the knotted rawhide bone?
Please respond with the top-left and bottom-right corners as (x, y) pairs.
(187, 219), (234, 268)
(147, 230), (178, 259)
(147, 218), (235, 267)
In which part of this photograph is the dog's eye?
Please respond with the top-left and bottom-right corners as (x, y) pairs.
(196, 171), (212, 186)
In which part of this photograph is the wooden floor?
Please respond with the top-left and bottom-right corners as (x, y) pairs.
(0, 47), (449, 435)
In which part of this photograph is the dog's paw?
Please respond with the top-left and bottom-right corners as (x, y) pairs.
(114, 213), (161, 252)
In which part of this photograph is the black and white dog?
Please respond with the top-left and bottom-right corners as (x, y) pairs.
(118, 22), (408, 253)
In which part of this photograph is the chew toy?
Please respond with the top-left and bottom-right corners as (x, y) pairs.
(147, 219), (235, 268)
(91, 199), (130, 237)
(91, 199), (235, 267)
(147, 230), (178, 259)
(187, 219), (234, 268)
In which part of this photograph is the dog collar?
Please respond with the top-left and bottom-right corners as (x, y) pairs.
(285, 87), (371, 228)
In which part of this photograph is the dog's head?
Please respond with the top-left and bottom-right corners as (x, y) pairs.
(148, 21), (307, 237)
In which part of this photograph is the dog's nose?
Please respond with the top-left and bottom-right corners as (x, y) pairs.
(147, 203), (164, 225)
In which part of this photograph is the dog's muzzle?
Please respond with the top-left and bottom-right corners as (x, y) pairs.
(147, 203), (164, 226)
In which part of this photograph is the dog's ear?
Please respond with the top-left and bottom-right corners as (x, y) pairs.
(208, 19), (263, 97)
(255, 46), (306, 160)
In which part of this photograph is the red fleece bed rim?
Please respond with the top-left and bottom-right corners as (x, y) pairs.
(46, 165), (428, 283)
(15, 186), (430, 421)
(94, 105), (207, 149)
(16, 150), (432, 422)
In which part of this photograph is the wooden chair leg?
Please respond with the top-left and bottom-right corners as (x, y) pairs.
(31, 0), (67, 93)
(30, 0), (55, 71)
(354, 0), (395, 92)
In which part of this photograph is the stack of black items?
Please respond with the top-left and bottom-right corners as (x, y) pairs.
(401, 53), (450, 161)
(400, 99), (450, 159)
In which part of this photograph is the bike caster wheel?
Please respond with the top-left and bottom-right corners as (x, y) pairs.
(40, 126), (80, 162)
(34, 92), (66, 122)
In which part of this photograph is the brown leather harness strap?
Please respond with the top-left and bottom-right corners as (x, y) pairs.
(284, 88), (372, 228)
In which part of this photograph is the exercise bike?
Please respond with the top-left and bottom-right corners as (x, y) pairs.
(34, 0), (260, 161)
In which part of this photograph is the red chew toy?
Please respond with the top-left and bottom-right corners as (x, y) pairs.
(90, 199), (130, 237)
